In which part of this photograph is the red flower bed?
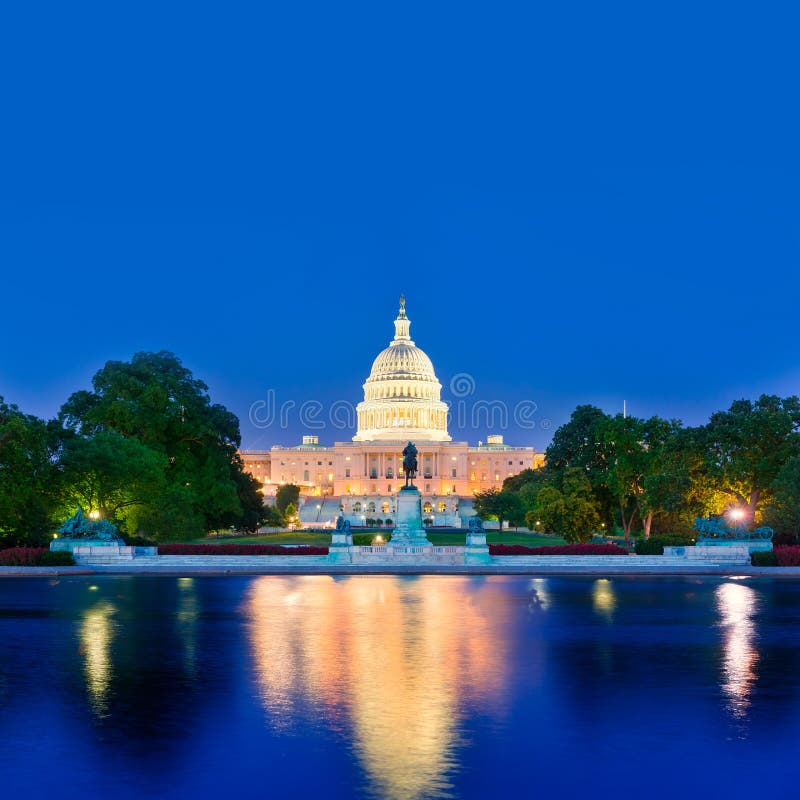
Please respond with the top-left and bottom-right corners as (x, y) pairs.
(158, 544), (329, 556)
(489, 543), (629, 556)
(0, 547), (48, 566)
(774, 546), (800, 566)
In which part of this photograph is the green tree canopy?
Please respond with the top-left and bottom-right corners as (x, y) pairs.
(58, 430), (167, 522)
(275, 483), (301, 516)
(58, 351), (264, 538)
(473, 488), (523, 530)
(530, 468), (601, 543)
(601, 414), (682, 541)
(545, 405), (615, 527)
(693, 394), (800, 521)
(762, 455), (800, 539)
(0, 398), (59, 545)
(545, 405), (614, 482)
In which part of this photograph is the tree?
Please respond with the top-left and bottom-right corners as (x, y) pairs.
(222, 457), (265, 532)
(762, 456), (800, 540)
(694, 395), (800, 522)
(601, 414), (681, 541)
(284, 502), (299, 527)
(504, 467), (553, 515)
(0, 398), (59, 545)
(473, 488), (523, 531)
(59, 430), (167, 522)
(545, 405), (615, 527)
(262, 503), (284, 527)
(275, 483), (301, 516)
(58, 351), (259, 537)
(546, 405), (614, 481)
(529, 485), (566, 534)
(643, 429), (722, 535)
(530, 469), (601, 542)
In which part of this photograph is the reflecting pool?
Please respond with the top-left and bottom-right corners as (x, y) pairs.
(1, 575), (800, 799)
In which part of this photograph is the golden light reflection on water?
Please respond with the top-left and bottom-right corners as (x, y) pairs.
(715, 582), (759, 723)
(246, 576), (512, 800)
(177, 577), (199, 675)
(592, 579), (616, 620)
(79, 601), (116, 716)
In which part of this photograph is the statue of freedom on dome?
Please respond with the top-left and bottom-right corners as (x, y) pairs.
(402, 441), (418, 488)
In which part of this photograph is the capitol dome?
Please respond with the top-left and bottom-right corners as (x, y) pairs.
(353, 297), (451, 442)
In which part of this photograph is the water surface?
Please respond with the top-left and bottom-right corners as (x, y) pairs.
(1, 575), (799, 799)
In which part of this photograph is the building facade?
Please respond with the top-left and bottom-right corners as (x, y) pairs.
(240, 298), (544, 526)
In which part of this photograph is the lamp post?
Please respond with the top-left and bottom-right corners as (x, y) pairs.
(729, 507), (745, 532)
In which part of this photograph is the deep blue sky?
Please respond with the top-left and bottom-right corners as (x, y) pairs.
(2, 1), (798, 450)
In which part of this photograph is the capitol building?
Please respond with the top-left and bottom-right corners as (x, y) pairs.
(240, 298), (543, 527)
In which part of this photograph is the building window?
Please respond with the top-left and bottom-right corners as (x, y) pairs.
(370, 469), (377, 479)
(367, 501), (376, 513)
(425, 484), (431, 492)
(423, 502), (433, 514)
(470, 473), (476, 481)
(382, 501), (390, 514)
(438, 502), (446, 513)
(508, 460), (513, 465)
(303, 470), (309, 482)
(451, 468), (457, 478)
(481, 474), (486, 481)
(520, 461), (524, 465)
(345, 468), (351, 478)
(495, 473), (500, 481)
(353, 502), (362, 513)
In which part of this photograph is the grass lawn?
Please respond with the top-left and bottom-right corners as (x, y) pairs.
(189, 530), (567, 547)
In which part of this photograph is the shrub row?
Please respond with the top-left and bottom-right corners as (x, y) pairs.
(158, 544), (328, 556)
(751, 550), (778, 566)
(488, 543), (628, 556)
(775, 546), (800, 566)
(0, 548), (75, 566)
(749, 547), (800, 567)
(635, 534), (696, 555)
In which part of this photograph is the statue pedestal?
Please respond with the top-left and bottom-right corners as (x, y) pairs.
(51, 537), (126, 553)
(387, 487), (431, 548)
(328, 527), (353, 563)
(465, 528), (491, 564)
